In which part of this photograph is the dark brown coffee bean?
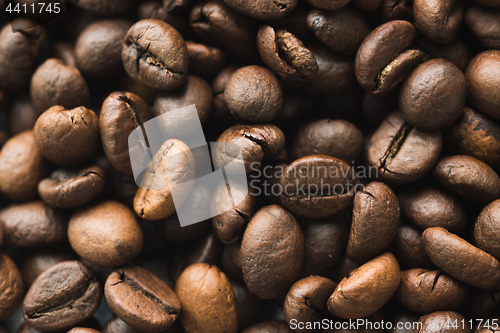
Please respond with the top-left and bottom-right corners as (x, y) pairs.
(105, 266), (181, 332)
(291, 119), (364, 164)
(378, 0), (413, 22)
(414, 311), (470, 333)
(399, 59), (466, 130)
(458, 289), (499, 318)
(397, 269), (468, 314)
(242, 321), (294, 333)
(347, 182), (400, 263)
(432, 155), (500, 204)
(100, 92), (152, 176)
(7, 95), (39, 136)
(38, 165), (106, 209)
(280, 155), (358, 219)
(30, 59), (90, 113)
(241, 205), (304, 299)
(0, 253), (24, 320)
(305, 0), (350, 10)
(328, 252), (401, 319)
(301, 211), (350, 277)
(0, 130), (51, 202)
(391, 222), (434, 270)
(231, 279), (264, 330)
(368, 111), (442, 184)
(78, 0), (134, 16)
(355, 20), (425, 95)
(133, 139), (195, 221)
(175, 263), (237, 333)
(399, 186), (466, 233)
(223, 0), (297, 20)
(53, 41), (77, 68)
(466, 6), (500, 50)
(122, 19), (188, 90)
(103, 316), (139, 333)
(475, 199), (500, 260)
(420, 38), (472, 72)
(211, 65), (239, 129)
(23, 261), (101, 331)
(137, 1), (189, 37)
(222, 242), (243, 280)
(111, 171), (138, 207)
(465, 50), (500, 120)
(69, 200), (144, 267)
(413, 0), (464, 44)
(422, 227), (500, 290)
(284, 276), (337, 333)
(34, 106), (100, 166)
(68, 328), (100, 333)
(20, 248), (75, 289)
(330, 255), (359, 283)
(186, 41), (226, 77)
(446, 107), (500, 168)
(306, 7), (371, 56)
(75, 19), (132, 78)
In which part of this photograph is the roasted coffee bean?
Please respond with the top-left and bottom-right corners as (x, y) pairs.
(122, 19), (188, 90)
(68, 200), (144, 267)
(241, 205), (304, 299)
(420, 38), (471, 72)
(75, 19), (132, 78)
(20, 248), (76, 288)
(347, 182), (400, 263)
(242, 321), (293, 333)
(330, 255), (359, 283)
(279, 155), (358, 219)
(378, 0), (413, 22)
(327, 252), (401, 319)
(223, 0), (297, 20)
(368, 111), (442, 184)
(222, 242), (243, 280)
(459, 288), (499, 318)
(34, 106), (100, 166)
(396, 269), (468, 314)
(306, 7), (371, 56)
(68, 329), (100, 333)
(387, 312), (419, 333)
(465, 50), (500, 120)
(30, 59), (90, 113)
(100, 92), (152, 175)
(175, 263), (237, 333)
(355, 20), (425, 95)
(7, 95), (39, 136)
(465, 6), (500, 50)
(414, 311), (470, 333)
(305, 0), (350, 10)
(23, 261), (102, 331)
(231, 279), (264, 330)
(137, 1), (189, 37)
(78, 0), (134, 16)
(284, 276), (337, 333)
(105, 266), (181, 332)
(211, 65), (239, 129)
(186, 41), (226, 77)
(38, 165), (106, 209)
(301, 210), (350, 277)
(475, 199), (500, 260)
(399, 186), (466, 233)
(53, 41), (77, 68)
(422, 227), (500, 290)
(432, 155), (500, 204)
(291, 119), (363, 164)
(0, 253), (24, 320)
(399, 59), (467, 130)
(413, 0), (464, 44)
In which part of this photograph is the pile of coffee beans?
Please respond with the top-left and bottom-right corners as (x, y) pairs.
(0, 0), (500, 332)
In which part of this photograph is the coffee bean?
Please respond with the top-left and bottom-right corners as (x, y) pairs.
(391, 222), (434, 270)
(466, 6), (500, 50)
(7, 95), (39, 136)
(420, 38), (472, 72)
(378, 0), (413, 22)
(20, 248), (76, 289)
(211, 65), (239, 129)
(368, 111), (442, 184)
(422, 227), (500, 290)
(242, 321), (293, 333)
(284, 276), (336, 333)
(347, 182), (400, 263)
(399, 186), (466, 233)
(305, 0), (349, 10)
(0, 253), (24, 320)
(38, 165), (106, 209)
(432, 155), (500, 204)
(355, 20), (425, 95)
(241, 205), (304, 299)
(53, 41), (77, 68)
(399, 59), (467, 130)
(78, 0), (134, 16)
(223, 0), (297, 20)
(396, 268), (468, 314)
(465, 50), (500, 120)
(122, 19), (188, 90)
(330, 255), (360, 283)
(186, 41), (226, 77)
(475, 199), (500, 260)
(458, 289), (499, 318)
(387, 312), (419, 333)
(327, 252), (401, 319)
(68, 329), (100, 333)
(415, 311), (470, 333)
(105, 266), (181, 332)
(231, 279), (264, 330)
(68, 200), (144, 267)
(175, 263), (237, 333)
(413, 0), (464, 44)
(222, 242), (243, 280)
(23, 261), (102, 331)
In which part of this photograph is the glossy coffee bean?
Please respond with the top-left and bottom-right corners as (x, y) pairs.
(367, 112), (442, 184)
(68, 329), (100, 333)
(413, 0), (464, 44)
(399, 186), (466, 233)
(420, 38), (471, 72)
(422, 227), (500, 290)
(355, 20), (425, 95)
(284, 276), (336, 333)
(475, 199), (500, 260)
(30, 59), (90, 113)
(38, 165), (106, 209)
(465, 50), (500, 120)
(396, 269), (468, 314)
(0, 253), (24, 320)
(399, 59), (467, 130)
(23, 261), (102, 331)
(432, 155), (500, 204)
(465, 6), (500, 50)
(305, 0), (350, 10)
(241, 205), (304, 299)
(78, 0), (134, 16)
(327, 252), (401, 319)
(34, 106), (100, 166)
(223, 0), (297, 20)
(186, 41), (226, 77)
(20, 248), (75, 288)
(414, 311), (470, 333)
(122, 19), (188, 90)
(211, 65), (239, 129)
(68, 200), (144, 267)
(105, 266), (181, 332)
(347, 182), (400, 263)
(175, 263), (237, 333)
